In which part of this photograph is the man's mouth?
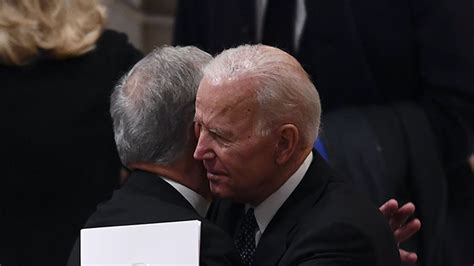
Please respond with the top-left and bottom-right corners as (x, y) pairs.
(206, 171), (225, 180)
(203, 161), (226, 178)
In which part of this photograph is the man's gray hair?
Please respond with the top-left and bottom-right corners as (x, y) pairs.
(111, 46), (212, 165)
(203, 44), (321, 146)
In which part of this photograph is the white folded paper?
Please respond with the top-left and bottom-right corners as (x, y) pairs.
(81, 220), (201, 266)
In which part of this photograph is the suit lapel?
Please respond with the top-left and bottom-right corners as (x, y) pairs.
(209, 199), (245, 237)
(253, 151), (334, 266)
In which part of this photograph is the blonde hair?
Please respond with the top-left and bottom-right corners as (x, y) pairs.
(0, 0), (106, 65)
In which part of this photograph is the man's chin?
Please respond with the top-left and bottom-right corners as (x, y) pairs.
(209, 183), (231, 199)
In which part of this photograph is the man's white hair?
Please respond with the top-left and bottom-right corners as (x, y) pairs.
(203, 44), (321, 146)
(111, 46), (212, 165)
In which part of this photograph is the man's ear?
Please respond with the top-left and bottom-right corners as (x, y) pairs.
(275, 124), (299, 165)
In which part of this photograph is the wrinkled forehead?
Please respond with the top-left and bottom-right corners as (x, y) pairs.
(195, 77), (258, 120)
(197, 77), (257, 104)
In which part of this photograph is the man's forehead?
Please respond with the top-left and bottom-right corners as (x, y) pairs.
(195, 87), (256, 128)
(198, 78), (257, 103)
(202, 74), (259, 89)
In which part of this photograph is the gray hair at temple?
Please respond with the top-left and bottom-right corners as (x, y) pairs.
(202, 44), (321, 146)
(111, 46), (212, 165)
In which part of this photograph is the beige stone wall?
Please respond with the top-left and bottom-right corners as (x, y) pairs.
(102, 0), (177, 53)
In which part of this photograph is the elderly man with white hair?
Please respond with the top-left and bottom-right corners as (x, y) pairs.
(194, 44), (404, 266)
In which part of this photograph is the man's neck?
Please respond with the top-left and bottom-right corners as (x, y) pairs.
(250, 147), (313, 206)
(128, 162), (212, 200)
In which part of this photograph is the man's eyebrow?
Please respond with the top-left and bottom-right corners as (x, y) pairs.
(193, 112), (233, 138)
(209, 127), (233, 138)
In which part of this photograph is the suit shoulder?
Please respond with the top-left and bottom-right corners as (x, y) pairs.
(287, 181), (400, 266)
(310, 180), (384, 224)
(85, 188), (202, 228)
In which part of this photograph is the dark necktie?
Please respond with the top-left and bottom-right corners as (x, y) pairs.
(234, 208), (258, 266)
(262, 0), (296, 53)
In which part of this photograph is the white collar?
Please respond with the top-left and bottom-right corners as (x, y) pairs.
(249, 151), (313, 243)
(161, 177), (211, 217)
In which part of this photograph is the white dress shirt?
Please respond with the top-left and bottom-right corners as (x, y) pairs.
(162, 177), (211, 217)
(248, 151), (314, 245)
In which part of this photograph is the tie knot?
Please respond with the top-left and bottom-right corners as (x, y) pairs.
(235, 208), (258, 266)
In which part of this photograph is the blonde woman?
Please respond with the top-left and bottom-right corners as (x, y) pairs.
(0, 0), (142, 265)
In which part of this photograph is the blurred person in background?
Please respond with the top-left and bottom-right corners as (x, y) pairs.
(0, 0), (142, 264)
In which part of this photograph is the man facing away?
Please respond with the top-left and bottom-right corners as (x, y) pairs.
(193, 44), (401, 265)
(67, 46), (241, 266)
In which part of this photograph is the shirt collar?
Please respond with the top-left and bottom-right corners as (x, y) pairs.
(250, 151), (313, 236)
(161, 177), (211, 217)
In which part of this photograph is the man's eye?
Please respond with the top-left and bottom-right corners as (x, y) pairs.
(210, 131), (221, 139)
(210, 131), (227, 142)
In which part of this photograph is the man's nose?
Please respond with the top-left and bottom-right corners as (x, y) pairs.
(193, 132), (215, 161)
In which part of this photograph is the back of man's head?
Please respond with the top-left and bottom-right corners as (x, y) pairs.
(111, 46), (212, 166)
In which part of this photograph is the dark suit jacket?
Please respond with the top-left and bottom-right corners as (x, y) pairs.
(67, 170), (241, 266)
(208, 152), (400, 266)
